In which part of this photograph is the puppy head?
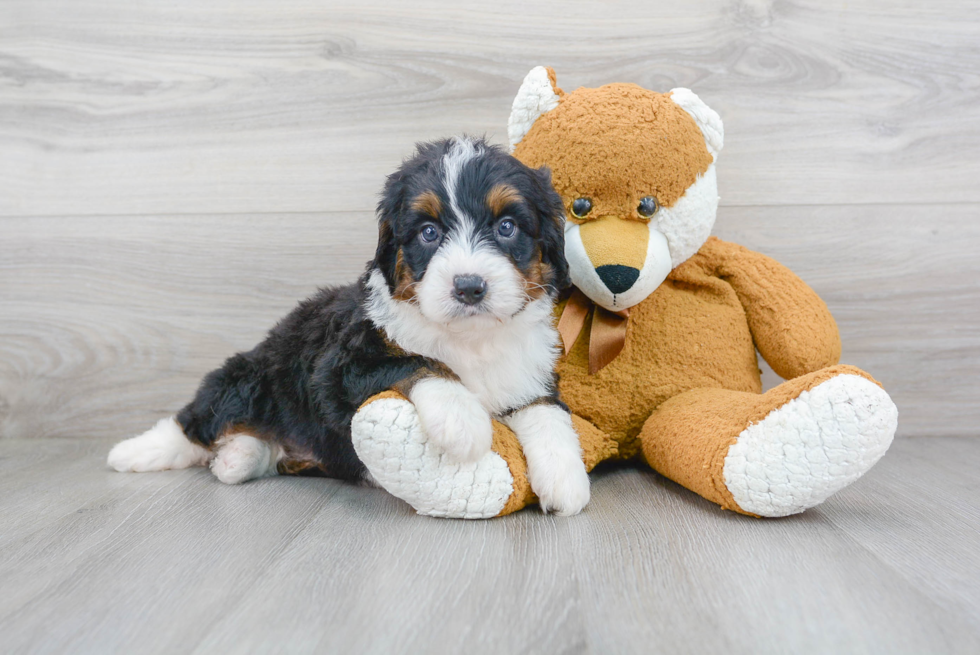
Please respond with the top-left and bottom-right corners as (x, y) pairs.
(371, 136), (568, 328)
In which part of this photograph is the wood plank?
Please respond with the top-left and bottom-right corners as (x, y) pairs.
(822, 437), (980, 636)
(0, 441), (351, 653)
(2, 0), (979, 216)
(0, 213), (378, 440)
(193, 491), (586, 654)
(2, 204), (977, 441)
(571, 462), (980, 654)
(0, 438), (978, 653)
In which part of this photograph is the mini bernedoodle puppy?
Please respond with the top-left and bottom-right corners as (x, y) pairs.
(108, 136), (591, 516)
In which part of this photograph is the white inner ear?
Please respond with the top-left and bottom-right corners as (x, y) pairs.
(508, 66), (560, 151)
(669, 87), (724, 158)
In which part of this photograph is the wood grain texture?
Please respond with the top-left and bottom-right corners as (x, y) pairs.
(2, 2), (978, 652)
(0, 437), (978, 654)
(0, 213), (377, 440)
(2, 0), (979, 216)
(2, 204), (977, 440)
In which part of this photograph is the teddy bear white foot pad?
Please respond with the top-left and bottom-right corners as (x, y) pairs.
(351, 397), (514, 519)
(723, 374), (898, 517)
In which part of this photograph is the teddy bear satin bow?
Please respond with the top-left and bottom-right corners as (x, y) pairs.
(557, 288), (630, 374)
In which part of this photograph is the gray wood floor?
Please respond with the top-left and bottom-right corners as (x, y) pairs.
(3, 0), (980, 652)
(0, 437), (978, 654)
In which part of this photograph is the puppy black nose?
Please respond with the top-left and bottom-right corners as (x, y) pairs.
(596, 265), (640, 294)
(453, 275), (487, 305)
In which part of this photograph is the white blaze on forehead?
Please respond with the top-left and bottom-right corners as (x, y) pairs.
(442, 137), (483, 226)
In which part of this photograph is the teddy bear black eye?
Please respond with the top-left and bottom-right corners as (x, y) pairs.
(638, 196), (659, 218)
(571, 198), (593, 218)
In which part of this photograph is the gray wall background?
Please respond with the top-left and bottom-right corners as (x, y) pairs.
(2, 0), (978, 440)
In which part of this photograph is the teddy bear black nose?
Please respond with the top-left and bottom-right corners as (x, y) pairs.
(596, 265), (640, 294)
(452, 275), (488, 305)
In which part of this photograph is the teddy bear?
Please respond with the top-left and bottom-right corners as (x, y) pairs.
(349, 67), (899, 519)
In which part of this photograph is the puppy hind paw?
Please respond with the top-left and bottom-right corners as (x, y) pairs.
(107, 417), (210, 472)
(210, 435), (279, 485)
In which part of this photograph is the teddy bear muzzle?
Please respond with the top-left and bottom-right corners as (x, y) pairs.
(579, 214), (647, 292)
(565, 213), (672, 311)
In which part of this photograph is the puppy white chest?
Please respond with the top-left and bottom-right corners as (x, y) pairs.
(439, 327), (558, 414)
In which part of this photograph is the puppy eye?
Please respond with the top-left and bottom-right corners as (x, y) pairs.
(571, 198), (593, 218)
(497, 218), (517, 238)
(637, 196), (659, 218)
(419, 224), (441, 243)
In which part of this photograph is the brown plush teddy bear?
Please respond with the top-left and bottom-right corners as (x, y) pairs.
(350, 67), (898, 519)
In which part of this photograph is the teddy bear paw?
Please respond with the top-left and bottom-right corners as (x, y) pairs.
(351, 396), (514, 519)
(723, 374), (898, 517)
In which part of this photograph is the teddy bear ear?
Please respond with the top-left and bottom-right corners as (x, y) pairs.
(508, 66), (563, 151)
(669, 88), (724, 159)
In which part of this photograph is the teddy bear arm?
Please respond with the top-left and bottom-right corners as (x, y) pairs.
(704, 238), (842, 379)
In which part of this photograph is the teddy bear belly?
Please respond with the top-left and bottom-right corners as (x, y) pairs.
(556, 282), (762, 458)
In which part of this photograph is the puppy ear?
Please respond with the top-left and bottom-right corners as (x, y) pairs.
(669, 88), (724, 159)
(531, 166), (571, 293)
(508, 66), (563, 151)
(372, 170), (405, 290)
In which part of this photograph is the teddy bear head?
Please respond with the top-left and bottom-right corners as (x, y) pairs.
(508, 67), (723, 311)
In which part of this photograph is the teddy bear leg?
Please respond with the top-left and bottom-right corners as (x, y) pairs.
(638, 365), (898, 517)
(350, 392), (536, 518)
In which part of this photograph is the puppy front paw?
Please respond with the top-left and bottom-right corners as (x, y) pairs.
(527, 446), (591, 516)
(506, 404), (591, 516)
(410, 378), (493, 463)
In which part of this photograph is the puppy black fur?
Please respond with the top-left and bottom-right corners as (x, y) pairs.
(175, 138), (567, 480)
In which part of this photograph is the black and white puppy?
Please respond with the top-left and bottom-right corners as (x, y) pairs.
(108, 136), (591, 516)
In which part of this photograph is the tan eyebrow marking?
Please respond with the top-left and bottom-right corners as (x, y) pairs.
(486, 184), (523, 215)
(410, 190), (442, 218)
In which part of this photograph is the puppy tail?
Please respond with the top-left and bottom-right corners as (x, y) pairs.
(176, 352), (264, 448)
